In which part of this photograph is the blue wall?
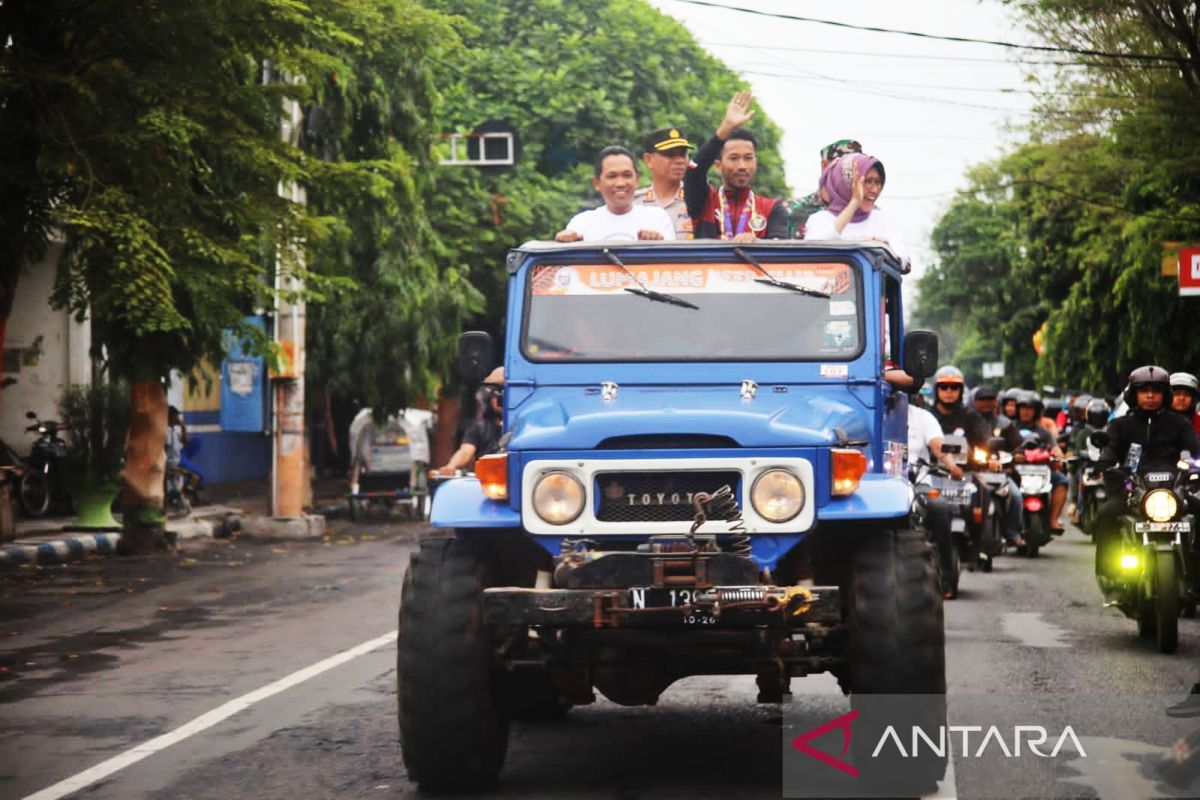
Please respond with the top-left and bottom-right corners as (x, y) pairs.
(183, 410), (270, 484)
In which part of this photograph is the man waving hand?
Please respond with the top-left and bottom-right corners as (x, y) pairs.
(684, 91), (787, 241)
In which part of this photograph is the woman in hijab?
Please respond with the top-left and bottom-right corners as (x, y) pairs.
(804, 153), (908, 265)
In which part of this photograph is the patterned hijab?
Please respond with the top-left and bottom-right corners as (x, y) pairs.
(820, 153), (885, 224)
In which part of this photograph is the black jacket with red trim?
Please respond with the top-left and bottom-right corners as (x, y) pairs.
(683, 134), (788, 240)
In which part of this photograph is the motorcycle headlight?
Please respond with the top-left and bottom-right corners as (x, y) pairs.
(532, 471), (585, 525)
(1143, 489), (1179, 523)
(751, 469), (805, 523)
(972, 447), (989, 465)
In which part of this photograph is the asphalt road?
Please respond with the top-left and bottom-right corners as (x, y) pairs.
(1, 520), (1199, 800)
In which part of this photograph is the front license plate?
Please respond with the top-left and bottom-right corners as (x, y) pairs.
(627, 587), (717, 625)
(1135, 521), (1191, 534)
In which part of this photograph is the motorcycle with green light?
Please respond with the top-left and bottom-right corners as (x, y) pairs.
(1091, 430), (1200, 654)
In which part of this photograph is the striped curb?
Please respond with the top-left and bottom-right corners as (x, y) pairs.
(0, 532), (122, 567)
(1, 515), (233, 568)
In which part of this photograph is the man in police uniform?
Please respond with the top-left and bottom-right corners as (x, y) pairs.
(636, 127), (693, 240)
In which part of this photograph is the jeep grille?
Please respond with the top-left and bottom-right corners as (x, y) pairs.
(594, 471), (742, 523)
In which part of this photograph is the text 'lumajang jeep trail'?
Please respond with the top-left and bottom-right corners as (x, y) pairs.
(398, 240), (947, 794)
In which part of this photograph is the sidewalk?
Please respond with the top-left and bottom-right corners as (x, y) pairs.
(1, 477), (348, 568)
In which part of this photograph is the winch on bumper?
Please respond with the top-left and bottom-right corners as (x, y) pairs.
(484, 547), (841, 631)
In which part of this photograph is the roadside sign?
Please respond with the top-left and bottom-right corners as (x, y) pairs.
(982, 361), (1006, 379)
(1181, 248), (1200, 297)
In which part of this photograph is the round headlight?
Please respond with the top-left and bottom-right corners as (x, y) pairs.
(533, 471), (585, 525)
(1143, 489), (1179, 523)
(751, 469), (805, 523)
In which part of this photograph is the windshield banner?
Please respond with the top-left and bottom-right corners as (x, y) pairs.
(531, 263), (852, 297)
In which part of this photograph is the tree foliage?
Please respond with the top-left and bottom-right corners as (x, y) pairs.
(421, 0), (790, 343)
(302, 2), (484, 414)
(1, 0), (470, 397)
(913, 1), (1200, 392)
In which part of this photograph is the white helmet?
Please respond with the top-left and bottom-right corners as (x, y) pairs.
(1170, 372), (1199, 398)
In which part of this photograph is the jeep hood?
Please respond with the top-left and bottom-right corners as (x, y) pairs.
(506, 384), (871, 450)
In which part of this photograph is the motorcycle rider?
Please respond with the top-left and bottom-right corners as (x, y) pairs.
(1000, 388), (1021, 424)
(972, 385), (1026, 547)
(929, 366), (991, 448)
(436, 367), (506, 475)
(1094, 366), (1200, 581)
(1070, 397), (1111, 523)
(1014, 390), (1070, 533)
(1170, 372), (1200, 436)
(973, 385), (1021, 450)
(1061, 393), (1093, 519)
(928, 367), (1002, 551)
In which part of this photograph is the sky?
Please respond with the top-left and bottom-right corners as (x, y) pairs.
(648, 0), (1050, 277)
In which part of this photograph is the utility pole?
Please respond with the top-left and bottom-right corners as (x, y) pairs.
(270, 65), (307, 518)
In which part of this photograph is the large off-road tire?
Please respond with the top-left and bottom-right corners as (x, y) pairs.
(847, 529), (947, 795)
(1155, 551), (1179, 654)
(398, 537), (508, 791)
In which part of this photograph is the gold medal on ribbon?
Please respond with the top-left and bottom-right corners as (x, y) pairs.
(749, 212), (767, 232)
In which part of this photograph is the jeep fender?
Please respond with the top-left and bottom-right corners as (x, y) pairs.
(819, 474), (912, 522)
(429, 478), (521, 529)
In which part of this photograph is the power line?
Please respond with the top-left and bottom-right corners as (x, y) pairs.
(698, 40), (1164, 68)
(957, 177), (1200, 225)
(672, 0), (1194, 65)
(739, 68), (1041, 115)
(738, 62), (1135, 99)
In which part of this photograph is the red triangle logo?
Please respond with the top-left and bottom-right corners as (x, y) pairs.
(790, 708), (859, 778)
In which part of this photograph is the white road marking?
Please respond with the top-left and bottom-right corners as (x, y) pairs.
(23, 629), (399, 800)
(1002, 611), (1071, 648)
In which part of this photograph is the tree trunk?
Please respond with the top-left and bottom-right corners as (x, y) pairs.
(119, 379), (168, 553)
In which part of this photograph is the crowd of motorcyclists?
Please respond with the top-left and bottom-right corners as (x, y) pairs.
(908, 364), (1200, 651)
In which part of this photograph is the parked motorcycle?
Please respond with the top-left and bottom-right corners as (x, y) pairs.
(19, 411), (71, 518)
(1091, 431), (1200, 654)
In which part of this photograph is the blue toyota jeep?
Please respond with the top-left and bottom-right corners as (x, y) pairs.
(398, 240), (945, 791)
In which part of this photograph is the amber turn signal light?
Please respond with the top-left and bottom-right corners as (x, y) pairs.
(831, 448), (867, 496)
(475, 453), (508, 500)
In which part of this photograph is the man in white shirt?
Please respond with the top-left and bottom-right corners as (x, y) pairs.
(908, 402), (948, 473)
(555, 146), (676, 242)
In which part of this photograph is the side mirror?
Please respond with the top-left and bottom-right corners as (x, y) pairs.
(902, 330), (938, 384)
(941, 442), (962, 455)
(1088, 430), (1109, 449)
(457, 332), (494, 385)
(25, 411), (36, 420)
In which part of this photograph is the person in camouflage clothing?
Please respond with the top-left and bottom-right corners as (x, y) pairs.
(787, 138), (862, 238)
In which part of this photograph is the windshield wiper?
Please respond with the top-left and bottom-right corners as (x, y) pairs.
(603, 249), (699, 310)
(733, 247), (831, 298)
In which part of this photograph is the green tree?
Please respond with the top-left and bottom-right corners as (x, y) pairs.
(915, 1), (1200, 393)
(303, 5), (483, 419)
(423, 0), (791, 339)
(1, 0), (461, 550)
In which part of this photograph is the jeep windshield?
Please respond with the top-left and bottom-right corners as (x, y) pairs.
(523, 260), (861, 361)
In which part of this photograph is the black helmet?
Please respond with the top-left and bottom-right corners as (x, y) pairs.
(1124, 365), (1171, 407)
(1085, 398), (1111, 428)
(1016, 390), (1043, 417)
